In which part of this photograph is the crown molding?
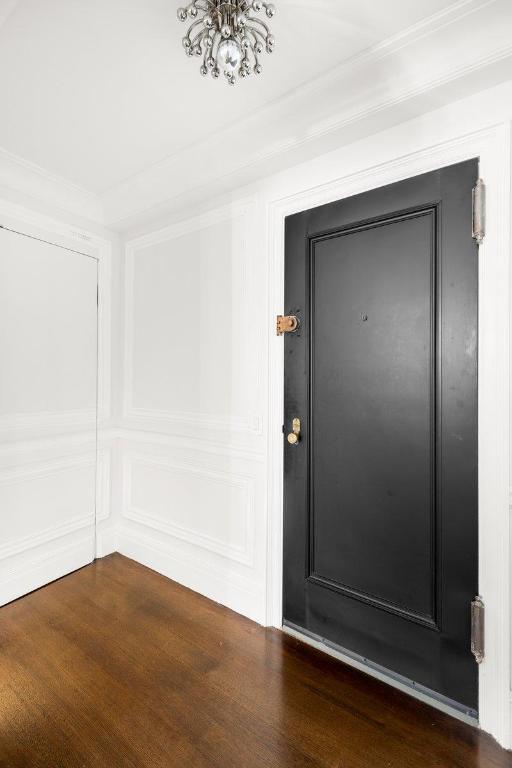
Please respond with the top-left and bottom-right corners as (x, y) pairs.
(0, 0), (510, 231)
(0, 145), (104, 224)
(110, 0), (490, 203)
(101, 0), (512, 230)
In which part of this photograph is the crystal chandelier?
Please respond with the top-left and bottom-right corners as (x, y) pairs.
(177, 1), (276, 85)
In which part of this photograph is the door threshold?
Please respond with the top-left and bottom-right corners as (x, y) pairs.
(282, 621), (479, 727)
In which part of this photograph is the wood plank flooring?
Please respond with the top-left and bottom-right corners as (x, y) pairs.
(0, 553), (510, 767)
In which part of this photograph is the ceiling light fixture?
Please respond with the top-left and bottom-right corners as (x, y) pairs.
(177, 1), (276, 85)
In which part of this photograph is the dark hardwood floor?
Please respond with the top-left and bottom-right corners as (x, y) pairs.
(0, 554), (510, 768)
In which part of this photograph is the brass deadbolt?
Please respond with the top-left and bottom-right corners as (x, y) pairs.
(287, 417), (301, 445)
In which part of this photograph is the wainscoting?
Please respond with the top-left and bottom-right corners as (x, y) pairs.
(122, 451), (255, 566)
(118, 199), (268, 623)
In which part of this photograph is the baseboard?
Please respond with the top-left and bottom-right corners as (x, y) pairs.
(117, 524), (265, 624)
(0, 536), (94, 607)
(96, 526), (117, 558)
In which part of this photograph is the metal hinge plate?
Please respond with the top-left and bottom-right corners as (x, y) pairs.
(471, 595), (485, 664)
(276, 315), (299, 336)
(472, 178), (486, 245)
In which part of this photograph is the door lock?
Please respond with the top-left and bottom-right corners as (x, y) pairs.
(287, 418), (301, 445)
(276, 315), (299, 336)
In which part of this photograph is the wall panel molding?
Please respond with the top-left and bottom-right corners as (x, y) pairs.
(122, 451), (255, 567)
(0, 196), (113, 424)
(115, 427), (265, 462)
(124, 408), (262, 436)
(123, 199), (263, 439)
(0, 454), (95, 560)
(0, 448), (111, 561)
(0, 408), (97, 435)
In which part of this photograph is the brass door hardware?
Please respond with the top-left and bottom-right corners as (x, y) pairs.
(472, 178), (486, 245)
(471, 595), (485, 663)
(276, 315), (299, 336)
(287, 417), (301, 445)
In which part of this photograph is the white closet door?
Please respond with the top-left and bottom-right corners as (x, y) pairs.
(0, 227), (98, 605)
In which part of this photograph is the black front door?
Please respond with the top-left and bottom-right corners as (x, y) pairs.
(283, 160), (479, 714)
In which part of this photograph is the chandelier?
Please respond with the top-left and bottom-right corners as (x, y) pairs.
(177, 1), (276, 85)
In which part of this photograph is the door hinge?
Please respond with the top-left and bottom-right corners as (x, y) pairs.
(472, 178), (485, 246)
(471, 595), (485, 664)
(276, 315), (299, 336)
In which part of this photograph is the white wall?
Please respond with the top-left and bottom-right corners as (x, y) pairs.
(117, 200), (268, 622)
(119, 78), (512, 744)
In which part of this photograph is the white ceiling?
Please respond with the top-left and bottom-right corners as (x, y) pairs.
(0, 0), (460, 195)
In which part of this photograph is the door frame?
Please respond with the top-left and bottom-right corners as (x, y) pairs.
(266, 124), (511, 746)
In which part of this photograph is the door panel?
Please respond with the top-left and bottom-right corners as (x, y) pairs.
(283, 160), (478, 713)
(311, 211), (436, 623)
(0, 227), (98, 606)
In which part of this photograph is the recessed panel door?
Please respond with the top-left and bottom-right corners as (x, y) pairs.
(283, 161), (479, 714)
